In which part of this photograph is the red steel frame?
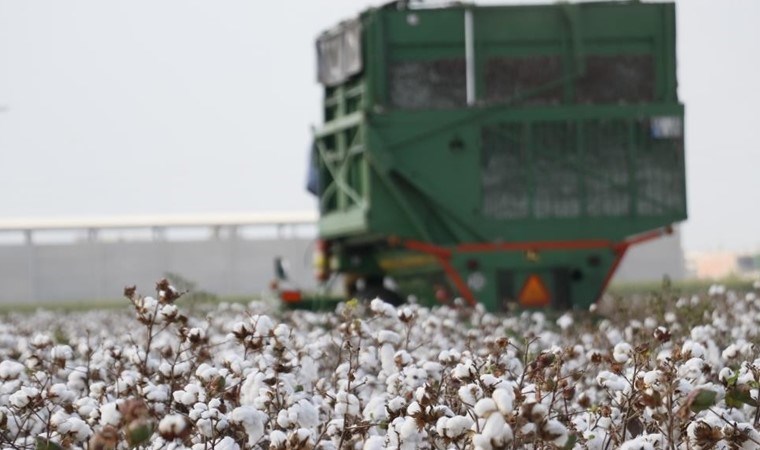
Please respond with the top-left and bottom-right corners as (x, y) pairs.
(395, 226), (673, 307)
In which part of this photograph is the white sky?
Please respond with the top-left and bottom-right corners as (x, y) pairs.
(0, 0), (758, 253)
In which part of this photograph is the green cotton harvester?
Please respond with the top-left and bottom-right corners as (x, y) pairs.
(290, 0), (686, 311)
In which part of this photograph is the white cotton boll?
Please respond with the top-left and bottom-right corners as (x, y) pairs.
(395, 350), (412, 366)
(250, 315), (274, 336)
(387, 396), (406, 414)
(67, 370), (87, 392)
(474, 398), (497, 418)
(613, 342), (633, 363)
(397, 416), (424, 449)
(31, 333), (53, 348)
(295, 400), (319, 428)
(47, 383), (76, 403)
(492, 388), (514, 415)
(458, 383), (482, 406)
(644, 317), (658, 329)
(719, 367), (735, 383)
(479, 374), (500, 388)
(145, 384), (169, 403)
(51, 345), (74, 361)
(50, 410), (70, 427)
(422, 361), (443, 382)
(722, 344), (740, 360)
(377, 330), (401, 345)
(664, 312), (677, 323)
(231, 406), (268, 446)
(379, 343), (397, 374)
(363, 395), (389, 422)
(683, 341), (706, 359)
(9, 387), (39, 408)
(370, 298), (397, 317)
(406, 402), (422, 416)
(452, 361), (476, 380)
(444, 416), (474, 438)
(556, 313), (573, 331)
(643, 370), (664, 387)
(520, 422), (537, 435)
(196, 363), (218, 382)
(100, 402), (122, 426)
(363, 435), (386, 450)
(214, 436), (239, 450)
(0, 360), (25, 380)
(269, 430), (287, 448)
(159, 414), (187, 435)
(597, 371), (628, 392)
(542, 419), (568, 446)
(620, 437), (655, 450)
(74, 397), (98, 418)
(481, 413), (512, 447)
(159, 304), (178, 322)
(335, 392), (360, 417)
(276, 409), (295, 429)
(678, 358), (706, 380)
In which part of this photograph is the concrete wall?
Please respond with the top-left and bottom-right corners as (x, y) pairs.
(0, 238), (318, 304)
(0, 229), (685, 304)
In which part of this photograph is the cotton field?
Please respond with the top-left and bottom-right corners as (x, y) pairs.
(2, 281), (760, 450)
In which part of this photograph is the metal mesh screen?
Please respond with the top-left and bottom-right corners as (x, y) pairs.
(532, 122), (581, 218)
(388, 59), (466, 109)
(635, 120), (686, 216)
(481, 124), (529, 219)
(584, 120), (630, 217)
(484, 56), (563, 105)
(576, 55), (654, 104)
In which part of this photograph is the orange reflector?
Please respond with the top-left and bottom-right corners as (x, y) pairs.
(518, 274), (551, 307)
(280, 290), (302, 303)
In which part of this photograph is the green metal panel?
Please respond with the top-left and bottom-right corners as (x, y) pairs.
(312, 1), (685, 310)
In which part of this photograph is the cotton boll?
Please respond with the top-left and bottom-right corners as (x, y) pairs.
(597, 371), (628, 392)
(479, 374), (500, 388)
(458, 383), (482, 406)
(492, 388), (514, 415)
(378, 330), (401, 345)
(722, 344), (740, 360)
(480, 413), (512, 447)
(452, 361), (476, 380)
(474, 398), (497, 418)
(9, 387), (39, 409)
(556, 313), (573, 331)
(295, 400), (319, 428)
(370, 298), (397, 318)
(214, 436), (239, 450)
(613, 342), (633, 363)
(379, 343), (397, 375)
(620, 437), (655, 450)
(541, 419), (568, 446)
(335, 392), (360, 417)
(682, 341), (706, 359)
(363, 395), (389, 422)
(363, 435), (386, 450)
(719, 367), (735, 383)
(250, 315), (274, 337)
(443, 415), (474, 438)
(99, 402), (121, 427)
(0, 360), (25, 380)
(230, 406), (268, 446)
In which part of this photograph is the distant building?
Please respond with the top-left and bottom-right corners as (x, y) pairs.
(686, 251), (760, 280)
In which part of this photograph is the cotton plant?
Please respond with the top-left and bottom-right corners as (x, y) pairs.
(2, 280), (760, 449)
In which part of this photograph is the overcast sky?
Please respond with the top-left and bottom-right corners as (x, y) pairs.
(0, 0), (758, 253)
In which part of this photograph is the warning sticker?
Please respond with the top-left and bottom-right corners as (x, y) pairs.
(518, 274), (551, 307)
